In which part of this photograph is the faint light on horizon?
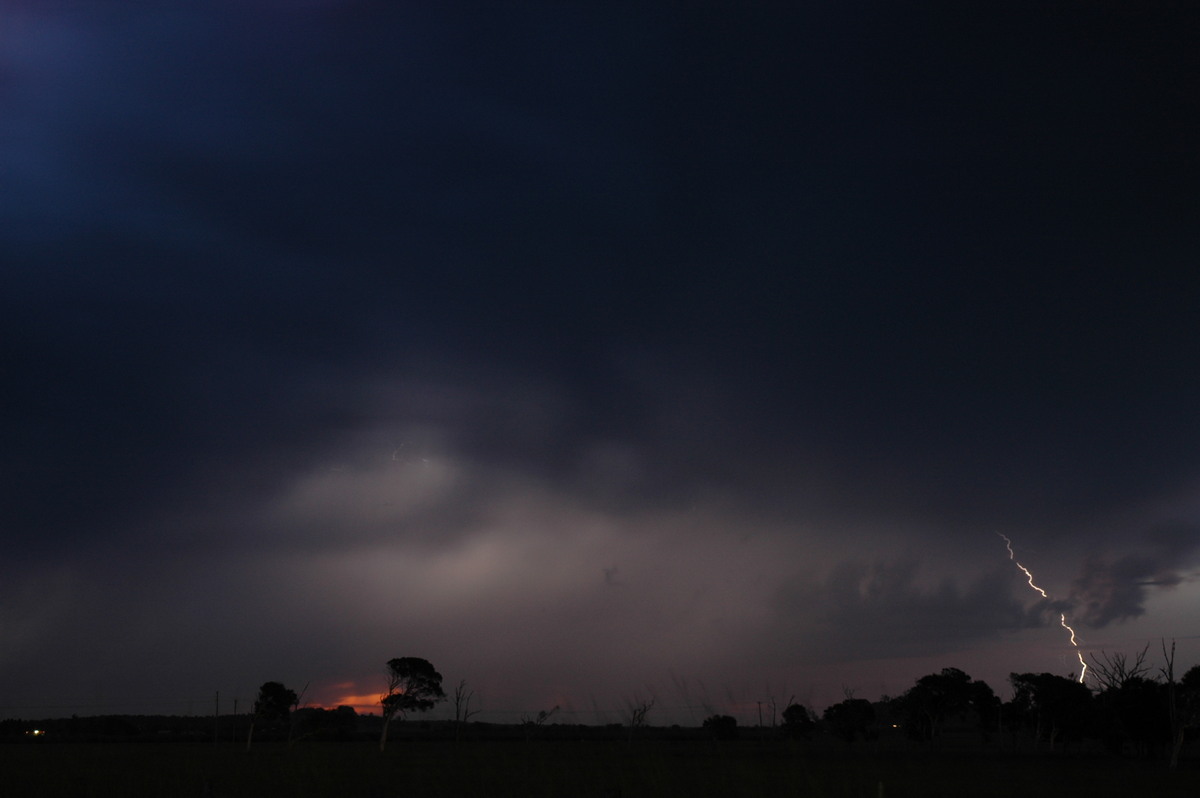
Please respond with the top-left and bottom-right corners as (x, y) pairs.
(310, 682), (381, 715)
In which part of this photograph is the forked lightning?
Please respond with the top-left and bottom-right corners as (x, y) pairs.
(998, 533), (1087, 684)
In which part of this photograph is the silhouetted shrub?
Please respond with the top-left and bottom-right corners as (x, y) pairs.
(702, 714), (738, 740)
(781, 703), (816, 739)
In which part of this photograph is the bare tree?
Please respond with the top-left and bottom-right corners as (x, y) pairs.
(766, 693), (794, 730)
(452, 679), (481, 743)
(766, 693), (795, 734)
(281, 682), (311, 748)
(1159, 639), (1191, 770)
(1088, 643), (1153, 692)
(626, 696), (655, 743)
(519, 705), (559, 740)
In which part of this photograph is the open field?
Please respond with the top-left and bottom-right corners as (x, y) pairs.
(5, 740), (1200, 798)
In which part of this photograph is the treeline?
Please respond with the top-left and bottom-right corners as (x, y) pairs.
(788, 646), (1200, 768)
(6, 648), (1199, 766)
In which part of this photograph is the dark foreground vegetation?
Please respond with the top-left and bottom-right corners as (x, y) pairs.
(7, 648), (1200, 796)
(4, 735), (1200, 798)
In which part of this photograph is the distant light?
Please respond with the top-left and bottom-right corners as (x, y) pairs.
(27, 729), (44, 736)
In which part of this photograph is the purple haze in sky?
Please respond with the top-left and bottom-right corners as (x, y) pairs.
(3, 2), (1200, 723)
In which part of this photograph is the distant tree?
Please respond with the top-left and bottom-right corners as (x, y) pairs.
(702, 714), (738, 740)
(519, 705), (559, 728)
(781, 703), (816, 739)
(519, 705), (560, 740)
(1093, 675), (1168, 758)
(1007, 672), (1091, 751)
(898, 668), (974, 741)
(379, 657), (445, 752)
(246, 681), (298, 751)
(1180, 665), (1200, 700)
(625, 696), (655, 743)
(765, 694), (792, 729)
(822, 698), (875, 744)
(289, 705), (359, 743)
(452, 679), (481, 742)
(1089, 641), (1195, 761)
(968, 678), (1002, 741)
(1173, 663), (1200, 768)
(330, 705), (359, 738)
(1158, 639), (1200, 769)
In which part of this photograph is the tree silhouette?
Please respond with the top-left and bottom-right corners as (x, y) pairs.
(1089, 643), (1153, 691)
(246, 681), (297, 751)
(452, 679), (481, 743)
(1007, 672), (1091, 751)
(822, 698), (875, 744)
(1159, 639), (1199, 769)
(781, 703), (816, 739)
(519, 705), (560, 740)
(1172, 663), (1200, 767)
(289, 705), (358, 742)
(702, 714), (738, 740)
(969, 678), (1002, 741)
(379, 657), (445, 753)
(1093, 675), (1168, 758)
(625, 696), (655, 743)
(898, 667), (974, 741)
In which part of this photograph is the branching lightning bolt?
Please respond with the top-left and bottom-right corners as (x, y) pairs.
(997, 533), (1087, 684)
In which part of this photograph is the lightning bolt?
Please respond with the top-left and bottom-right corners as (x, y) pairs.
(998, 532), (1046, 595)
(1059, 613), (1077, 645)
(997, 533), (1087, 684)
(1060, 614), (1088, 683)
(1016, 563), (1048, 598)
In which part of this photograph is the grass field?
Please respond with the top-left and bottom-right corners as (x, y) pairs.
(5, 739), (1199, 798)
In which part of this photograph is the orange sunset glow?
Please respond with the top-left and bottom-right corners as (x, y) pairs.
(311, 683), (381, 716)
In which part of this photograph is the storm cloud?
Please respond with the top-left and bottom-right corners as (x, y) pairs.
(1069, 525), (1200, 628)
(772, 558), (1037, 664)
(4, 2), (1200, 720)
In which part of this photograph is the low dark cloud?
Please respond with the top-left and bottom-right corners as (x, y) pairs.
(1069, 525), (1200, 628)
(772, 558), (1035, 663)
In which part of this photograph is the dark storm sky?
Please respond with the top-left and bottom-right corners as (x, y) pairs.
(3, 1), (1200, 721)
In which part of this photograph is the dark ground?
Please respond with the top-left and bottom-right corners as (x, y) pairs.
(5, 738), (1200, 798)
